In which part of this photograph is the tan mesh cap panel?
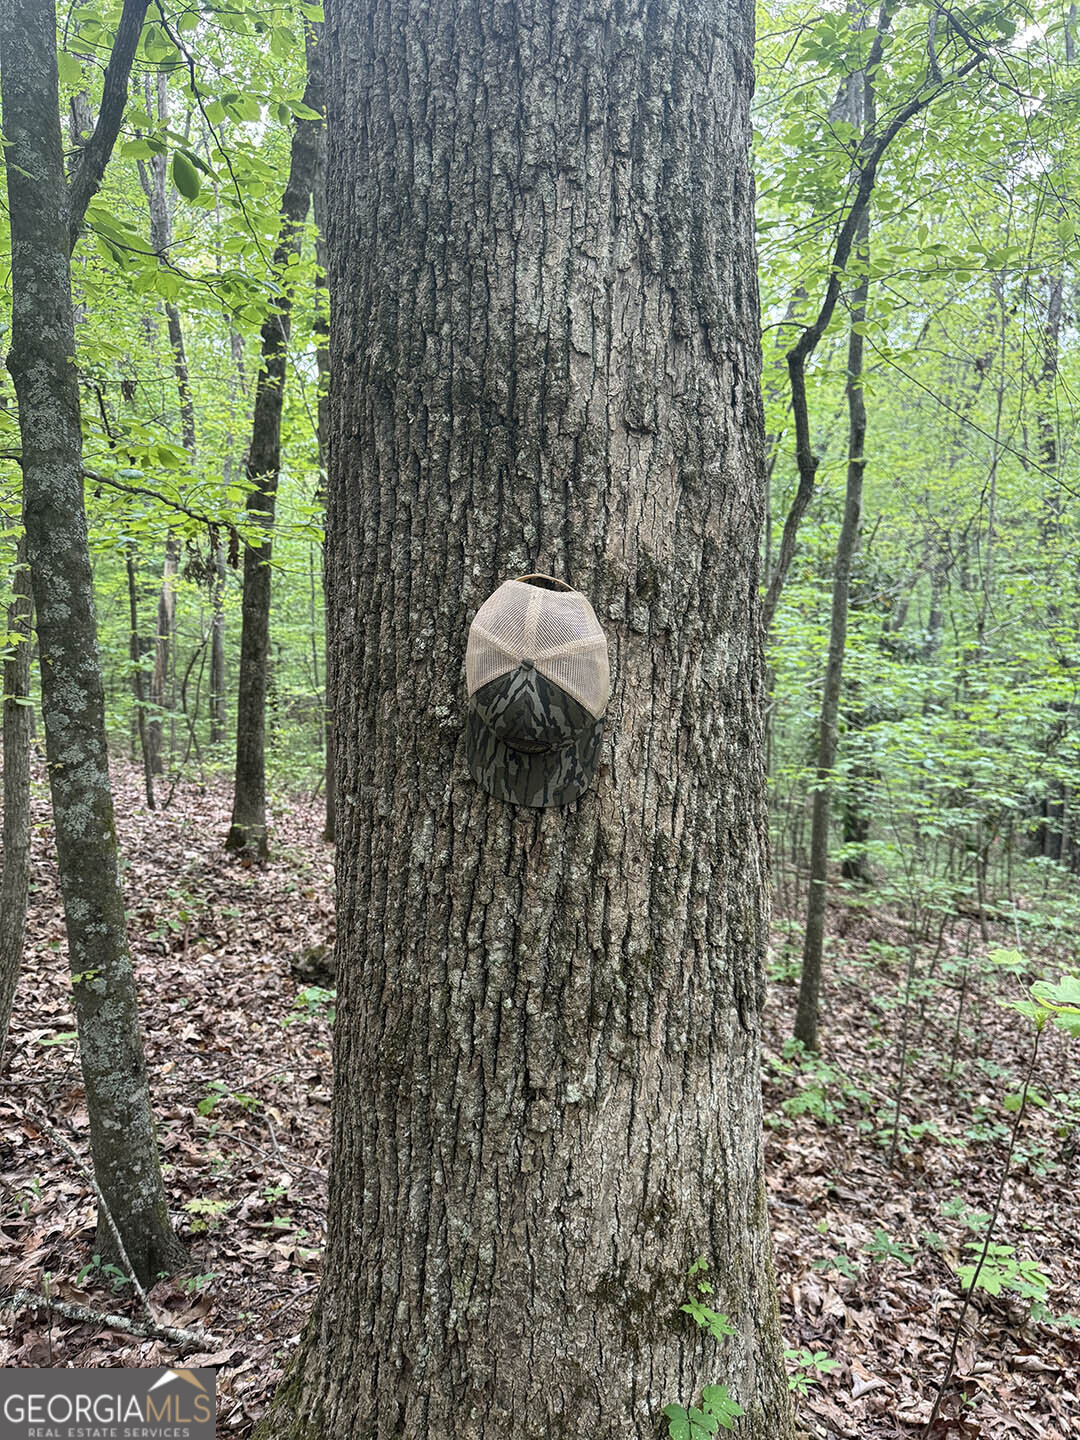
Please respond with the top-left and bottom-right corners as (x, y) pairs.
(466, 578), (610, 717)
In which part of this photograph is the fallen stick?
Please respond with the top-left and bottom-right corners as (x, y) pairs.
(27, 1112), (153, 1313)
(4, 1288), (223, 1350)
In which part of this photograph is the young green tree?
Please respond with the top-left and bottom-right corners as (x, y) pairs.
(225, 25), (324, 859)
(137, 74), (196, 778)
(1, 0), (184, 1284)
(0, 539), (32, 1068)
(759, 0), (1080, 954)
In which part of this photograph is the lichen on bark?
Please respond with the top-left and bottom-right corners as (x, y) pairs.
(256, 0), (794, 1435)
(0, 0), (184, 1286)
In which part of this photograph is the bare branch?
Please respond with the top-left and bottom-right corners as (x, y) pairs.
(68, 0), (151, 249)
(4, 1290), (221, 1349)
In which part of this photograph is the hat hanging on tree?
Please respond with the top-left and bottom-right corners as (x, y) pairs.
(465, 573), (610, 808)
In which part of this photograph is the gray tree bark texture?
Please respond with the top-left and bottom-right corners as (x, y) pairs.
(0, 540), (32, 1069)
(1, 0), (184, 1284)
(225, 27), (324, 859)
(257, 2), (794, 1437)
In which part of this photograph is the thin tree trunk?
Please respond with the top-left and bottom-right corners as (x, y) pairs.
(148, 551), (179, 774)
(0, 538), (33, 1069)
(226, 28), (324, 858)
(209, 330), (245, 748)
(140, 75), (194, 776)
(126, 552), (156, 810)
(313, 130), (334, 844)
(1035, 271), (1065, 859)
(1, 0), (184, 1285)
(760, 11), (983, 633)
(794, 190), (872, 1051)
(209, 541), (227, 745)
(256, 1), (794, 1436)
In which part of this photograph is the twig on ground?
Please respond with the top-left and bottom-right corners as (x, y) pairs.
(924, 1024), (1043, 1431)
(4, 1289), (221, 1349)
(26, 1108), (154, 1321)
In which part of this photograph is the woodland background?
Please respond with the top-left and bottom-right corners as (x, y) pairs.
(2, 1), (1080, 1438)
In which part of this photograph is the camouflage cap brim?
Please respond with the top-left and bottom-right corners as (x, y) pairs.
(466, 667), (605, 808)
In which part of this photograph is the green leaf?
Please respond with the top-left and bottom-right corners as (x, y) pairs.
(155, 443), (188, 469)
(663, 1404), (692, 1440)
(270, 26), (297, 57)
(1057, 217), (1076, 243)
(57, 51), (82, 87)
(177, 145), (214, 177)
(681, 1299), (736, 1342)
(662, 1403), (719, 1439)
(225, 93), (262, 123)
(702, 1386), (745, 1431)
(172, 150), (201, 200)
(1031, 975), (1080, 1009)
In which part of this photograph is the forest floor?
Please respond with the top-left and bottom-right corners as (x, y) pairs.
(1, 762), (1078, 1439)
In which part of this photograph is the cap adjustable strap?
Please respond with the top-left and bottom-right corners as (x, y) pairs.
(514, 572), (574, 592)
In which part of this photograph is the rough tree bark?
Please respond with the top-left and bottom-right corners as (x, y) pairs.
(225, 29), (324, 858)
(257, 1), (794, 1437)
(1, 0), (184, 1283)
(0, 539), (32, 1068)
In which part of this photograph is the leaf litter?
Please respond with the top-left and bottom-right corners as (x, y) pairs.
(1, 763), (1078, 1436)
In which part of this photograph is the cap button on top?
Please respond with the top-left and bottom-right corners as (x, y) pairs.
(520, 658), (535, 671)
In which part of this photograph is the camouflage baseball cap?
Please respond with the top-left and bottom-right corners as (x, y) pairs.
(465, 573), (610, 807)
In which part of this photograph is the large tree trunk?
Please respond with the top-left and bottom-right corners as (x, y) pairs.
(1, 0), (184, 1285)
(0, 539), (33, 1069)
(257, 2), (793, 1437)
(225, 30), (324, 859)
